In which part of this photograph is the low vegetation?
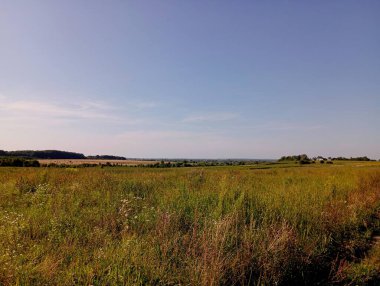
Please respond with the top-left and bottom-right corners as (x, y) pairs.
(0, 162), (379, 285)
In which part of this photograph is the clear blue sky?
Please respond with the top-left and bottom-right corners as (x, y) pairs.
(1, 1), (379, 159)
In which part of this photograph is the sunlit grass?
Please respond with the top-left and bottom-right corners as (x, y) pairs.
(0, 163), (379, 285)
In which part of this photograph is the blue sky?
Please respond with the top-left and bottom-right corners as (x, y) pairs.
(1, 1), (379, 159)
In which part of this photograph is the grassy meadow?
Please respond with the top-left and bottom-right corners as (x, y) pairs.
(0, 162), (380, 285)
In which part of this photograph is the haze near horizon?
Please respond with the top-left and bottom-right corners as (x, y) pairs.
(1, 1), (379, 159)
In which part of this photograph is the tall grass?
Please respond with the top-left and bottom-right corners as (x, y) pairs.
(0, 164), (379, 285)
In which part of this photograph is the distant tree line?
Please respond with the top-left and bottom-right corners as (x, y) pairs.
(141, 160), (259, 168)
(279, 154), (374, 164)
(279, 154), (310, 162)
(0, 150), (86, 159)
(0, 157), (40, 167)
(331, 156), (372, 161)
(87, 155), (127, 160)
(0, 150), (126, 160)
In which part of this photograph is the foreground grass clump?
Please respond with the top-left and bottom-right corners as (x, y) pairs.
(0, 164), (380, 285)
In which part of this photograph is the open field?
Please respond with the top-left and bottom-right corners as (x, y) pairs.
(0, 162), (379, 285)
(38, 159), (159, 166)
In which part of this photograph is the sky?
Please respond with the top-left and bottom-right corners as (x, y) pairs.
(1, 1), (379, 159)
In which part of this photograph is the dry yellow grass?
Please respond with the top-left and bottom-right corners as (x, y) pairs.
(0, 162), (379, 284)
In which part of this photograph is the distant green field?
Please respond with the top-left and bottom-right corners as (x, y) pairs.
(0, 162), (379, 285)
